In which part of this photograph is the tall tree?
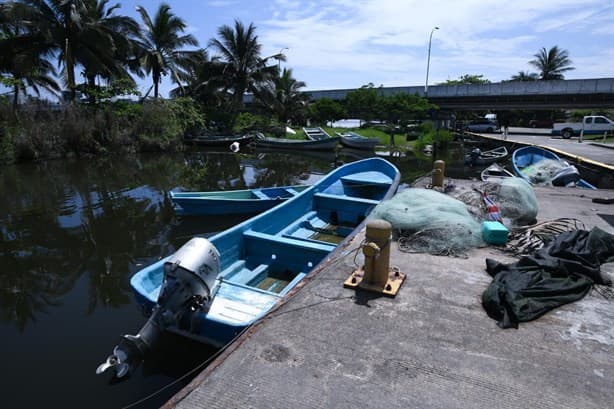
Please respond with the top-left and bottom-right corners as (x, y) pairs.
(208, 20), (277, 123)
(439, 74), (490, 85)
(254, 67), (309, 128)
(345, 83), (382, 125)
(529, 46), (574, 80)
(0, 17), (59, 108)
(135, 3), (199, 99)
(509, 71), (539, 82)
(79, 0), (141, 96)
(2, 0), (133, 101)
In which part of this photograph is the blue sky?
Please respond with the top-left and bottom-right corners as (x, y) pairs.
(6, 0), (614, 99)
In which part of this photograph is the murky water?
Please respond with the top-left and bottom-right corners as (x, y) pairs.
(0, 145), (474, 408)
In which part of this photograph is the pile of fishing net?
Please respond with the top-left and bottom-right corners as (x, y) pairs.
(450, 177), (539, 228)
(370, 188), (484, 256)
(520, 159), (568, 186)
(370, 178), (539, 256)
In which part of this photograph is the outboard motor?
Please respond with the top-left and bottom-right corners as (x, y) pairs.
(469, 148), (481, 166)
(551, 165), (581, 187)
(96, 237), (221, 378)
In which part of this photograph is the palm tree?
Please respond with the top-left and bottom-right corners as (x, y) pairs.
(0, 19), (59, 108)
(255, 67), (309, 128)
(529, 46), (574, 80)
(135, 3), (199, 99)
(2, 0), (134, 101)
(510, 71), (539, 82)
(208, 20), (278, 121)
(79, 0), (142, 97)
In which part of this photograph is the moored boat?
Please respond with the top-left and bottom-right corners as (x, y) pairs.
(512, 146), (596, 189)
(336, 131), (379, 150)
(464, 146), (508, 166)
(184, 133), (254, 147)
(303, 127), (332, 141)
(253, 133), (340, 151)
(480, 163), (516, 182)
(170, 185), (311, 216)
(97, 157), (400, 378)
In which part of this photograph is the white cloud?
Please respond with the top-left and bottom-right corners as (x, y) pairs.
(258, 0), (613, 89)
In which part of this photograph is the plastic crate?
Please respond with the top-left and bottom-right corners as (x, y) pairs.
(482, 221), (509, 245)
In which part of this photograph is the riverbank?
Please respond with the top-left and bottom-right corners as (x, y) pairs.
(166, 180), (614, 409)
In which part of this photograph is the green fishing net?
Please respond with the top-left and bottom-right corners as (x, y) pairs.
(521, 159), (567, 185)
(370, 188), (485, 255)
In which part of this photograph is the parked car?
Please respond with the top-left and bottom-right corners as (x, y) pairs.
(529, 119), (554, 128)
(465, 119), (499, 133)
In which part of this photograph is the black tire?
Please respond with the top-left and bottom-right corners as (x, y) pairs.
(562, 128), (573, 139)
(465, 127), (471, 132)
(486, 127), (493, 133)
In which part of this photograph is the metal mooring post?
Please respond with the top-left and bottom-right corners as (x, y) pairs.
(432, 160), (445, 187)
(344, 219), (405, 297)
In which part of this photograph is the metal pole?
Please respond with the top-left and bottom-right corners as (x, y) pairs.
(278, 47), (289, 73)
(425, 27), (439, 97)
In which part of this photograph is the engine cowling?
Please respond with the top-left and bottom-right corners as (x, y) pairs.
(96, 237), (221, 378)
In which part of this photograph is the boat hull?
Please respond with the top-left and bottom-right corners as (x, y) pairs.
(338, 132), (379, 150)
(131, 158), (400, 347)
(170, 185), (310, 216)
(253, 136), (340, 151)
(184, 134), (254, 147)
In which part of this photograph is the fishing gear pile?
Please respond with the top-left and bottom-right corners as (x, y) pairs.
(370, 188), (484, 256)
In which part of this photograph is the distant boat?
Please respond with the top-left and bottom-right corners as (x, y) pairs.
(512, 146), (596, 189)
(97, 158), (400, 378)
(253, 132), (340, 151)
(336, 131), (379, 150)
(303, 127), (333, 141)
(480, 163), (516, 182)
(184, 133), (254, 147)
(170, 185), (311, 216)
(464, 146), (508, 166)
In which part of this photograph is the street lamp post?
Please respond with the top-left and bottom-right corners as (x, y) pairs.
(278, 47), (289, 73)
(424, 26), (439, 97)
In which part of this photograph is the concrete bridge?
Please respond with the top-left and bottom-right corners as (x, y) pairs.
(246, 78), (614, 110)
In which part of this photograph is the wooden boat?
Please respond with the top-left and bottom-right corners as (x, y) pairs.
(253, 133), (340, 151)
(303, 127), (333, 141)
(132, 158), (398, 344)
(170, 185), (311, 216)
(464, 146), (508, 166)
(480, 163), (516, 182)
(184, 133), (254, 147)
(512, 146), (596, 189)
(336, 131), (379, 150)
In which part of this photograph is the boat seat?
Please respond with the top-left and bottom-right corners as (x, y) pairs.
(341, 172), (392, 187)
(251, 189), (269, 200)
(227, 263), (269, 285)
(243, 229), (335, 257)
(314, 192), (379, 207)
(220, 259), (247, 279)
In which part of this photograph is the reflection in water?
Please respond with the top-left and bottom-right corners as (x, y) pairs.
(0, 149), (344, 408)
(0, 146), (469, 407)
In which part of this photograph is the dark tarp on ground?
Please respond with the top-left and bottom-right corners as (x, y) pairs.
(482, 227), (614, 329)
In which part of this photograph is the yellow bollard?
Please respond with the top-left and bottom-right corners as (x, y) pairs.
(344, 219), (405, 297)
(432, 160), (445, 187)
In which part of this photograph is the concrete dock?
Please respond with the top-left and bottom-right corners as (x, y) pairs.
(165, 182), (614, 409)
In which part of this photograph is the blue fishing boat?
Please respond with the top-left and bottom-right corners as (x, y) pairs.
(336, 131), (379, 150)
(170, 185), (311, 216)
(97, 157), (400, 378)
(512, 146), (596, 189)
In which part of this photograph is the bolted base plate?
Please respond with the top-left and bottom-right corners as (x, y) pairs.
(344, 268), (406, 297)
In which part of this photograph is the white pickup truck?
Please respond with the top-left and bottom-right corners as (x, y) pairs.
(552, 115), (614, 139)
